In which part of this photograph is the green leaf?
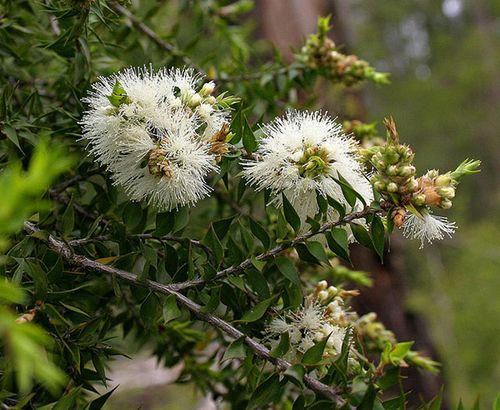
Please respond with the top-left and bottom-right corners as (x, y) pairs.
(306, 216), (320, 232)
(248, 374), (283, 410)
(249, 218), (270, 250)
(270, 332), (290, 358)
(87, 386), (118, 410)
(222, 337), (246, 362)
(371, 215), (385, 260)
(173, 207), (189, 232)
(140, 293), (159, 327)
(327, 195), (346, 219)
(53, 387), (81, 410)
(284, 364), (305, 389)
(24, 259), (48, 299)
(163, 294), (181, 323)
(122, 202), (143, 232)
(325, 228), (350, 262)
(493, 394), (500, 410)
(3, 125), (22, 151)
(201, 286), (221, 313)
(106, 80), (131, 107)
(155, 212), (174, 236)
(316, 192), (328, 215)
(282, 193), (301, 233)
(427, 392), (443, 410)
(292, 395), (305, 410)
(305, 240), (330, 264)
(350, 222), (373, 248)
(333, 175), (367, 208)
(203, 226), (224, 264)
(61, 198), (75, 237)
(213, 215), (236, 240)
(275, 256), (300, 285)
(294, 243), (319, 264)
(242, 118), (257, 153)
(389, 341), (414, 365)
(302, 335), (329, 365)
(358, 384), (377, 410)
(238, 296), (275, 322)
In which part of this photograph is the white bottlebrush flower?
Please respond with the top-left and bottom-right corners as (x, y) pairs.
(242, 110), (373, 222)
(401, 211), (456, 248)
(108, 115), (217, 210)
(80, 66), (229, 210)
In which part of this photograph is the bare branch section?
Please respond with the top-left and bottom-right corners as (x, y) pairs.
(171, 207), (376, 290)
(23, 221), (346, 406)
(108, 2), (203, 73)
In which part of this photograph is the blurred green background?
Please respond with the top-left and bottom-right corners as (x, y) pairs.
(349, 0), (500, 405)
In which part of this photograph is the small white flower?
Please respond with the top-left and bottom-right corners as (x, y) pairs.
(402, 211), (456, 248)
(242, 110), (373, 222)
(80, 66), (230, 210)
(265, 299), (350, 357)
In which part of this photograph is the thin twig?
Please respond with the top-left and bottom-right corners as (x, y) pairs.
(170, 207), (376, 291)
(68, 233), (212, 256)
(108, 2), (203, 73)
(23, 221), (346, 406)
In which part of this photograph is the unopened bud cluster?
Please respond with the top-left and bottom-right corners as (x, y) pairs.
(412, 169), (455, 209)
(361, 132), (417, 204)
(295, 146), (332, 179)
(298, 17), (388, 86)
(355, 312), (396, 352)
(180, 80), (217, 110)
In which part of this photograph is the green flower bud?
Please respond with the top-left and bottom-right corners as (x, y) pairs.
(399, 165), (415, 177)
(438, 187), (455, 199)
(441, 199), (453, 209)
(426, 169), (439, 179)
(407, 178), (419, 191)
(387, 165), (398, 176)
(199, 81), (215, 96)
(384, 150), (400, 165)
(413, 194), (426, 206)
(387, 182), (398, 193)
(374, 181), (386, 191)
(435, 174), (452, 187)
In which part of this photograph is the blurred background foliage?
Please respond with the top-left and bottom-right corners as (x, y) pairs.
(347, 0), (500, 404)
(0, 0), (498, 408)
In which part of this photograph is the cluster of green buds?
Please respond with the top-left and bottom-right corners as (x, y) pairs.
(360, 118), (418, 205)
(180, 80), (217, 109)
(355, 312), (396, 352)
(298, 17), (389, 86)
(411, 159), (481, 209)
(295, 146), (332, 179)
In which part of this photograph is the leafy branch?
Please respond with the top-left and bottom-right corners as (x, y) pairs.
(171, 207), (378, 290)
(23, 221), (347, 406)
